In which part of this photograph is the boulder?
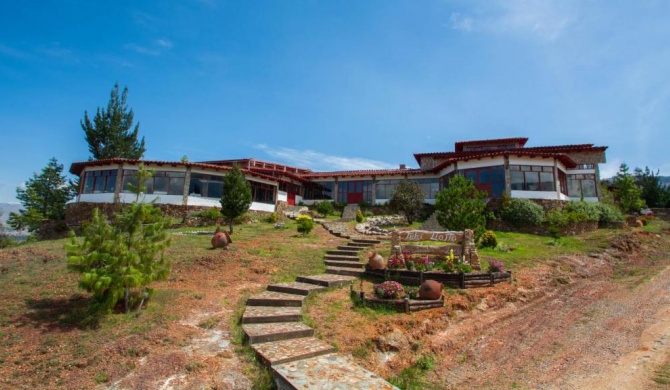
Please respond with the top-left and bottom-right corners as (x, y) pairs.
(211, 231), (232, 249)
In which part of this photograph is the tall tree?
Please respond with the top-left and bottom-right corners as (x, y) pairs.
(220, 164), (252, 234)
(81, 83), (146, 160)
(634, 166), (666, 208)
(612, 163), (645, 213)
(434, 174), (487, 240)
(8, 158), (76, 232)
(389, 180), (425, 224)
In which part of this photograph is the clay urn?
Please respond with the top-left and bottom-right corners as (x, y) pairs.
(367, 251), (386, 270)
(211, 231), (232, 249)
(418, 280), (443, 300)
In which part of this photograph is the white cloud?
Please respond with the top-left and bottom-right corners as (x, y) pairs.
(449, 0), (575, 42)
(450, 12), (473, 32)
(124, 43), (160, 56)
(156, 39), (173, 49)
(600, 158), (623, 179)
(254, 145), (397, 171)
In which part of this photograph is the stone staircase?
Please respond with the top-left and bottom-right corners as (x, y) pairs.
(240, 232), (393, 389)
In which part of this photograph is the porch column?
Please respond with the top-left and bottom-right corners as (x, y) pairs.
(554, 160), (561, 200)
(333, 178), (339, 202)
(371, 176), (377, 205)
(594, 164), (603, 200)
(182, 167), (191, 206)
(503, 155), (512, 196)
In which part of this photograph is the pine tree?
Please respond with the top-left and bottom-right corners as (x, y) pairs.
(8, 158), (76, 232)
(612, 163), (645, 213)
(389, 180), (425, 224)
(81, 83), (146, 160)
(65, 164), (172, 314)
(434, 174), (487, 239)
(220, 164), (252, 234)
(634, 166), (665, 208)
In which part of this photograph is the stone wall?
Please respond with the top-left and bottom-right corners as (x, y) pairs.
(651, 208), (670, 222)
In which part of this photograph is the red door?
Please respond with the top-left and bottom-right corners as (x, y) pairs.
(346, 181), (364, 204)
(287, 193), (296, 205)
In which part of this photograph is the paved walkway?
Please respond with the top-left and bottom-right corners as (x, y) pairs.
(240, 225), (398, 389)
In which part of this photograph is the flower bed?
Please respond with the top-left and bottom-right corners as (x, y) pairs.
(364, 268), (512, 289)
(350, 285), (444, 313)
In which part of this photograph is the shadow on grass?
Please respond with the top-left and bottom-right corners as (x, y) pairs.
(19, 294), (103, 330)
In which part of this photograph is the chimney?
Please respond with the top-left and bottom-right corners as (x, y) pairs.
(399, 164), (406, 170)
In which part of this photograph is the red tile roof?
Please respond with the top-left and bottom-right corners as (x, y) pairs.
(454, 137), (529, 151)
(301, 168), (425, 179)
(431, 150), (577, 172)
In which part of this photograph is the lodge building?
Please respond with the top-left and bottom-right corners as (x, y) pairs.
(68, 137), (607, 213)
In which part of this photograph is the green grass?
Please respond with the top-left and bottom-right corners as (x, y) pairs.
(653, 354), (670, 385)
(388, 353), (440, 390)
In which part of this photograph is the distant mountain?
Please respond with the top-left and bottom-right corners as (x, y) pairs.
(0, 203), (22, 225)
(660, 176), (670, 187)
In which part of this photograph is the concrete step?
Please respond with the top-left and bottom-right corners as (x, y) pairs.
(252, 337), (337, 366)
(296, 274), (357, 288)
(324, 259), (365, 269)
(325, 266), (365, 277)
(242, 306), (302, 324)
(324, 255), (360, 263)
(273, 353), (400, 390)
(247, 291), (306, 307)
(326, 249), (358, 256)
(346, 242), (371, 248)
(336, 245), (360, 252)
(267, 282), (326, 296)
(352, 238), (380, 245)
(243, 322), (314, 344)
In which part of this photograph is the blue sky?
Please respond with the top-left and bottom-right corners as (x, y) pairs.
(1, 0), (669, 203)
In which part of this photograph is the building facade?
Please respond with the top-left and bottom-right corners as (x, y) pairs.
(68, 137), (607, 213)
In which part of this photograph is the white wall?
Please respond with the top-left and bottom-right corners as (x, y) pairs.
(79, 193), (115, 203)
(118, 193), (184, 204)
(250, 202), (275, 212)
(508, 156), (555, 167)
(277, 191), (288, 203)
(457, 156), (506, 170)
(511, 190), (568, 200)
(186, 196), (221, 207)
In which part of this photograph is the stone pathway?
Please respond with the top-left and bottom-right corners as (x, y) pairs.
(240, 227), (397, 389)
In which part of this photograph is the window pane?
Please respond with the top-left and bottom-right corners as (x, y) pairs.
(168, 178), (184, 195)
(208, 182), (223, 199)
(153, 177), (168, 194)
(479, 169), (490, 184)
(567, 178), (581, 197)
(540, 172), (554, 191)
(83, 172), (94, 193)
(492, 166), (505, 181)
(531, 166), (542, 172)
(122, 176), (138, 193)
(93, 177), (104, 193)
(105, 175), (117, 193)
(510, 171), (524, 190)
(524, 172), (540, 191)
(582, 179), (596, 197)
(465, 170), (477, 182)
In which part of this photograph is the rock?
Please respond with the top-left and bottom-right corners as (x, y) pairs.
(376, 328), (410, 352)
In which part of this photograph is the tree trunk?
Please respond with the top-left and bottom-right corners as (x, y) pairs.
(229, 219), (234, 234)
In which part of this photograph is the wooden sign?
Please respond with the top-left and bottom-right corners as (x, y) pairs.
(395, 230), (464, 243)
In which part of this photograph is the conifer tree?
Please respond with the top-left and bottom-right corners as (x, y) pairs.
(220, 164), (252, 234)
(8, 158), (76, 232)
(81, 83), (146, 160)
(65, 164), (172, 314)
(434, 174), (487, 239)
(612, 163), (645, 213)
(389, 180), (425, 224)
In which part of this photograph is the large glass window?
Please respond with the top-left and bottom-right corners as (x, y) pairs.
(454, 166), (506, 197)
(304, 181), (333, 200)
(250, 182), (276, 204)
(411, 178), (440, 199)
(567, 174), (597, 198)
(189, 173), (224, 198)
(123, 170), (185, 195)
(82, 169), (117, 194)
(375, 179), (402, 200)
(509, 165), (555, 192)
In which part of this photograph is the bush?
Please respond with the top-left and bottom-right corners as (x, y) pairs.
(595, 203), (625, 224)
(192, 207), (221, 224)
(0, 233), (15, 249)
(265, 212), (278, 223)
(295, 215), (314, 236)
(500, 198), (544, 227)
(563, 201), (600, 222)
(434, 174), (487, 240)
(355, 209), (365, 223)
(480, 230), (498, 248)
(315, 201), (334, 217)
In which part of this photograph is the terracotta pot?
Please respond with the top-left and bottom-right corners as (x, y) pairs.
(418, 280), (443, 300)
(367, 251), (386, 270)
(211, 231), (231, 249)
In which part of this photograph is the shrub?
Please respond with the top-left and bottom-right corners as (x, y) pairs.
(595, 203), (625, 224)
(0, 233), (15, 249)
(435, 174), (487, 240)
(563, 201), (600, 222)
(364, 210), (374, 217)
(387, 255), (406, 270)
(295, 215), (314, 236)
(265, 212), (278, 223)
(480, 230), (498, 248)
(355, 209), (365, 223)
(389, 180), (425, 224)
(374, 281), (405, 299)
(192, 207), (221, 224)
(315, 201), (334, 217)
(500, 198), (544, 227)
